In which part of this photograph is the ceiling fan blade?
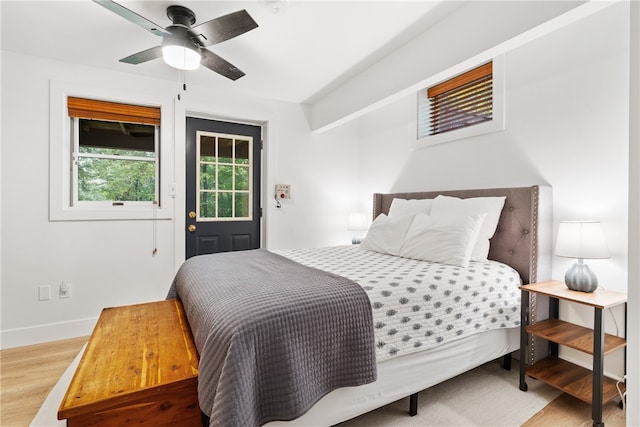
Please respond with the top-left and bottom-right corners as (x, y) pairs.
(191, 9), (258, 47)
(119, 46), (163, 64)
(93, 0), (169, 37)
(200, 49), (245, 81)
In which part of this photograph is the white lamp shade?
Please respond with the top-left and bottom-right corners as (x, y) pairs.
(348, 213), (369, 231)
(554, 221), (610, 259)
(162, 45), (201, 70)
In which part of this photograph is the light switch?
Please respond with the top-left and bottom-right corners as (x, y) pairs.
(38, 285), (51, 301)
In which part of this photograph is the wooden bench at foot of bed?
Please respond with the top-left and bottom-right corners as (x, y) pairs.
(57, 300), (201, 427)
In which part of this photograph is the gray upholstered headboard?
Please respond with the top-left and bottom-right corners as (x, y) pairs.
(373, 185), (552, 285)
(373, 185), (553, 364)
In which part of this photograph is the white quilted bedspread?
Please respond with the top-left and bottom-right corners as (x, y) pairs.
(276, 245), (522, 362)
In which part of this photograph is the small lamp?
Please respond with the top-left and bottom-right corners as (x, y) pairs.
(348, 213), (369, 244)
(554, 221), (610, 292)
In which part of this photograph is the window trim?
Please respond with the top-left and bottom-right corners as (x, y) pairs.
(49, 80), (173, 221)
(413, 56), (505, 149)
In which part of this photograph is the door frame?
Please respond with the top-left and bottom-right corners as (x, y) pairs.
(172, 100), (273, 271)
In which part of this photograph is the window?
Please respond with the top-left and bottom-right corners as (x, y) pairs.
(197, 131), (252, 221)
(424, 62), (493, 136)
(49, 80), (171, 221)
(416, 58), (504, 148)
(68, 97), (160, 207)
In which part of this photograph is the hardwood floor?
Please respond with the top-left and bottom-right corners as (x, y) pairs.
(1, 336), (88, 427)
(0, 337), (627, 427)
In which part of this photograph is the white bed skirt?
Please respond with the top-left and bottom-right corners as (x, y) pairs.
(34, 329), (519, 427)
(266, 327), (520, 426)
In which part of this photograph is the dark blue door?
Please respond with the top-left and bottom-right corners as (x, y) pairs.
(185, 117), (261, 258)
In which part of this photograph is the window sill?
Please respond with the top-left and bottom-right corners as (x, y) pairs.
(412, 118), (505, 150)
(49, 205), (173, 222)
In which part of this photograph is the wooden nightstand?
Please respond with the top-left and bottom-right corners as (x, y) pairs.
(519, 280), (627, 427)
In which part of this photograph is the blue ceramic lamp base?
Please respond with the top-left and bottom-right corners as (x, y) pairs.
(564, 258), (598, 292)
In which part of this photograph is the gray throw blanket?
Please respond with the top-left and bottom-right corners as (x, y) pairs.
(167, 249), (376, 426)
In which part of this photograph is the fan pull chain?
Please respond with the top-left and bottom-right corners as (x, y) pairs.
(177, 69), (187, 101)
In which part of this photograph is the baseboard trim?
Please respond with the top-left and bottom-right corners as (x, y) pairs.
(0, 317), (97, 349)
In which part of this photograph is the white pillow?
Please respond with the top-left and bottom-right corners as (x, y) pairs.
(399, 213), (485, 268)
(388, 198), (433, 218)
(430, 195), (506, 261)
(360, 213), (415, 256)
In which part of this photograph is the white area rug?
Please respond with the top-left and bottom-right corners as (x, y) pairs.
(31, 345), (86, 427)
(33, 348), (560, 427)
(339, 360), (561, 427)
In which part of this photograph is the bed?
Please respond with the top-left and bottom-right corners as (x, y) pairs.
(169, 185), (553, 427)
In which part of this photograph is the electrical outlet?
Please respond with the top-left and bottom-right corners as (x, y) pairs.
(60, 281), (72, 299)
(38, 285), (51, 301)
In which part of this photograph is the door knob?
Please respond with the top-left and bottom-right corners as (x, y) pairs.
(188, 211), (196, 219)
(188, 224), (196, 232)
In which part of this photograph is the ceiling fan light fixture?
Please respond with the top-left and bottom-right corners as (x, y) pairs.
(162, 41), (201, 70)
(94, 1), (257, 79)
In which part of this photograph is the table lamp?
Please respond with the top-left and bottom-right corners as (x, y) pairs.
(554, 221), (610, 292)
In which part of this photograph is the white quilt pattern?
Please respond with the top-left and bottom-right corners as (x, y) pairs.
(276, 245), (522, 362)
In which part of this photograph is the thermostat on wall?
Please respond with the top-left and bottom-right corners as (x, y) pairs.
(275, 184), (291, 200)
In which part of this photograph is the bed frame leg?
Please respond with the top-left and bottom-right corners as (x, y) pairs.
(502, 353), (512, 371)
(409, 393), (418, 416)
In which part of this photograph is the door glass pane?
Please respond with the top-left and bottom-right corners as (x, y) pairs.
(235, 193), (249, 217)
(200, 191), (216, 218)
(218, 138), (233, 163)
(235, 139), (250, 164)
(218, 165), (233, 191)
(235, 166), (249, 191)
(200, 136), (216, 162)
(218, 192), (233, 217)
(200, 164), (216, 190)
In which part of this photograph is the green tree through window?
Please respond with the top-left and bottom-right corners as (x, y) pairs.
(197, 133), (252, 220)
(74, 118), (158, 204)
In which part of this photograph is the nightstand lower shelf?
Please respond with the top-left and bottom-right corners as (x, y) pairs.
(526, 358), (624, 405)
(526, 319), (627, 355)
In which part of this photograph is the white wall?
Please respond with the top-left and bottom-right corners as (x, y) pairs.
(355, 2), (629, 377)
(309, 0), (586, 132)
(0, 0), (637, 421)
(0, 52), (360, 348)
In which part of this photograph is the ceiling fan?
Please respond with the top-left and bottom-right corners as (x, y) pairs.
(93, 0), (258, 80)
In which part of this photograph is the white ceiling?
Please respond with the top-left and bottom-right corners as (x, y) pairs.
(1, 0), (457, 104)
